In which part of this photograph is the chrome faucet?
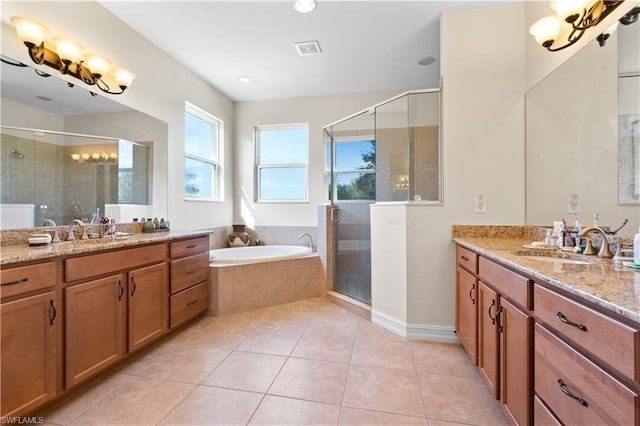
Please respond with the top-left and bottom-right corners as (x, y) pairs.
(578, 226), (613, 258)
(298, 233), (317, 252)
(42, 219), (60, 243)
(67, 219), (88, 241)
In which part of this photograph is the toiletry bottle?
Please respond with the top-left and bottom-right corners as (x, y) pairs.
(634, 228), (640, 264)
(545, 229), (553, 246)
(594, 213), (600, 227)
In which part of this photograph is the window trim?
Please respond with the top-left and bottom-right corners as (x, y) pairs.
(255, 124), (309, 203)
(184, 101), (224, 202)
(327, 135), (376, 202)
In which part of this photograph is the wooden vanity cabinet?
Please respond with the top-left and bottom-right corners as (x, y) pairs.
(0, 261), (58, 419)
(455, 246), (478, 364)
(169, 236), (209, 328)
(128, 263), (168, 352)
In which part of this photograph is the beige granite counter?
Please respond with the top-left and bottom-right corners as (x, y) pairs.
(453, 226), (640, 325)
(0, 230), (213, 266)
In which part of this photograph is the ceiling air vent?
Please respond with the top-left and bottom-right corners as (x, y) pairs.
(294, 40), (322, 56)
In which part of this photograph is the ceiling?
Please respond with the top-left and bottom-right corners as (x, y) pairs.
(99, 0), (504, 102)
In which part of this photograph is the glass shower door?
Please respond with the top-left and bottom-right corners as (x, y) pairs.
(325, 111), (375, 305)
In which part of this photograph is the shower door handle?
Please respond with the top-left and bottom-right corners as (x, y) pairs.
(331, 207), (341, 223)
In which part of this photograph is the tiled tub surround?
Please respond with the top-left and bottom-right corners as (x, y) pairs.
(452, 225), (640, 326)
(209, 255), (325, 316)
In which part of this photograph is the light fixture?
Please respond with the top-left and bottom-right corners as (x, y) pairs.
(294, 0), (316, 13)
(529, 0), (624, 51)
(70, 152), (117, 164)
(597, 6), (640, 46)
(10, 16), (135, 94)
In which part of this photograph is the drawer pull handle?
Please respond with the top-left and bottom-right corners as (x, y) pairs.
(186, 244), (198, 249)
(1, 277), (28, 286)
(558, 379), (588, 407)
(187, 269), (198, 274)
(186, 298), (198, 306)
(488, 299), (497, 324)
(131, 277), (137, 297)
(557, 312), (587, 331)
(118, 280), (124, 301)
(469, 283), (476, 305)
(460, 255), (469, 262)
(49, 300), (57, 325)
(495, 305), (503, 333)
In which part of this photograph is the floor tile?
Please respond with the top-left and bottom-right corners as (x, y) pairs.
(291, 329), (355, 364)
(339, 407), (428, 425)
(268, 357), (349, 405)
(419, 373), (508, 425)
(235, 326), (304, 356)
(201, 351), (287, 393)
(343, 365), (425, 417)
(411, 341), (479, 378)
(158, 385), (263, 425)
(248, 395), (340, 425)
(123, 346), (229, 384)
(168, 323), (249, 350)
(351, 338), (414, 371)
(69, 376), (195, 425)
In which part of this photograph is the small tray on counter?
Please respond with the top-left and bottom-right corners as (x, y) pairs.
(142, 228), (170, 233)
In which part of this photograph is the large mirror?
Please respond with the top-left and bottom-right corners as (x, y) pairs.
(526, 20), (640, 235)
(0, 55), (168, 229)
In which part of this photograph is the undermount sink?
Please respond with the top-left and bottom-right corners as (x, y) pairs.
(519, 256), (591, 265)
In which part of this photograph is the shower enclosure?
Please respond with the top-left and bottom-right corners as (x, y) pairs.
(324, 89), (441, 305)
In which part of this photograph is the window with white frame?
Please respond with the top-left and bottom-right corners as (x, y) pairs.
(256, 125), (308, 201)
(327, 137), (376, 201)
(184, 102), (222, 200)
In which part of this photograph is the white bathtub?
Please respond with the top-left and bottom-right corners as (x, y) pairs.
(209, 245), (313, 265)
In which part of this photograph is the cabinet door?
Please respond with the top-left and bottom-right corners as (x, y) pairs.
(128, 263), (168, 353)
(500, 297), (532, 426)
(456, 266), (478, 364)
(478, 281), (500, 399)
(65, 274), (125, 389)
(1, 291), (57, 417)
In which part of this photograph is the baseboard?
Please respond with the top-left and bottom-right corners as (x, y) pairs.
(326, 291), (371, 321)
(371, 309), (459, 343)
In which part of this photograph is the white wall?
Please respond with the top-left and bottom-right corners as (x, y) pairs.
(1, 1), (234, 230)
(234, 90), (399, 227)
(1, 98), (64, 131)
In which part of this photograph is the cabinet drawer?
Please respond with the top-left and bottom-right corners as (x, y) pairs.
(533, 396), (561, 426)
(534, 324), (638, 426)
(170, 252), (209, 294)
(1, 261), (56, 299)
(534, 284), (640, 383)
(456, 245), (478, 273)
(170, 281), (208, 328)
(65, 244), (167, 282)
(479, 257), (531, 309)
(170, 236), (208, 259)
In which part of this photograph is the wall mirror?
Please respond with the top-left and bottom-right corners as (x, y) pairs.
(525, 20), (640, 235)
(0, 55), (168, 229)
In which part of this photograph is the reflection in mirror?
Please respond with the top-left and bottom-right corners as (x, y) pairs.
(526, 20), (640, 235)
(0, 55), (168, 230)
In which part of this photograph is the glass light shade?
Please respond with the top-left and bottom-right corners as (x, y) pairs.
(10, 17), (48, 46)
(529, 15), (562, 46)
(81, 153), (90, 161)
(294, 0), (316, 13)
(70, 153), (80, 161)
(53, 38), (84, 63)
(552, 0), (588, 20)
(84, 54), (111, 76)
(109, 152), (118, 160)
(91, 153), (100, 160)
(112, 68), (135, 88)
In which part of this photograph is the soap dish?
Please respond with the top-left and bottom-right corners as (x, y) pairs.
(28, 233), (52, 246)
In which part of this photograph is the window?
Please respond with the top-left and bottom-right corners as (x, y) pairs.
(327, 138), (376, 201)
(184, 102), (222, 200)
(118, 141), (133, 203)
(256, 125), (308, 201)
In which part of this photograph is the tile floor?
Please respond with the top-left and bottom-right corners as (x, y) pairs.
(42, 298), (508, 426)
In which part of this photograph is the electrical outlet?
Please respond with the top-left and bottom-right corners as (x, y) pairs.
(567, 194), (580, 213)
(475, 195), (486, 214)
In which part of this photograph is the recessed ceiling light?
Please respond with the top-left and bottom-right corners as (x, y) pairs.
(238, 76), (252, 83)
(294, 0), (316, 13)
(294, 40), (322, 56)
(418, 56), (436, 66)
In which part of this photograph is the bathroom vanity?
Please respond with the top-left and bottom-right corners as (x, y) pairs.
(0, 231), (210, 419)
(454, 226), (640, 425)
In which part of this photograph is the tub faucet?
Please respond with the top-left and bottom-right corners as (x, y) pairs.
(298, 233), (317, 252)
(578, 226), (613, 258)
(67, 219), (88, 241)
(42, 219), (60, 243)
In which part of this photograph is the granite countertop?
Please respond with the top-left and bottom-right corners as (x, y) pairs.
(0, 230), (212, 266)
(453, 234), (640, 325)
